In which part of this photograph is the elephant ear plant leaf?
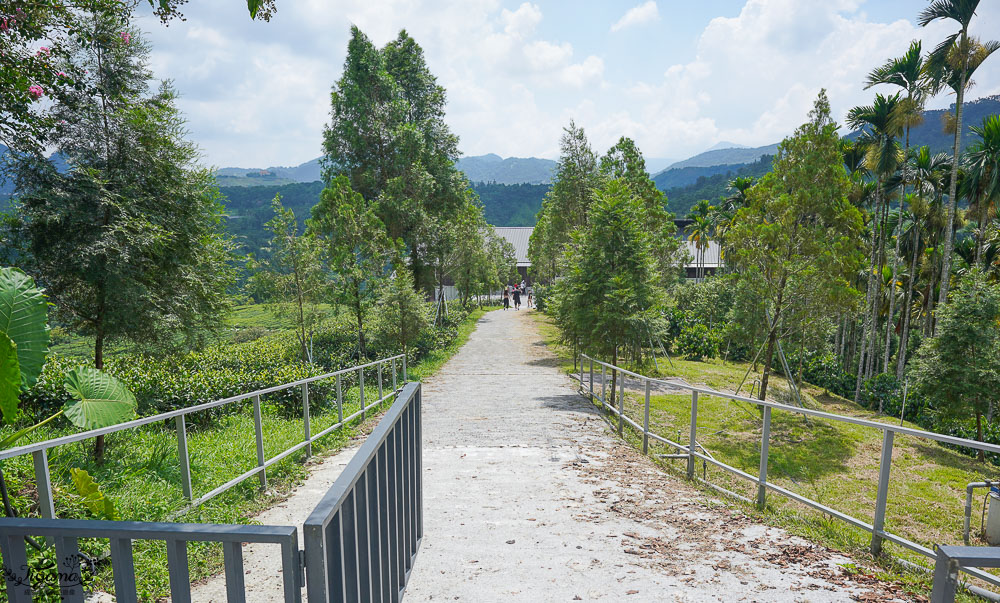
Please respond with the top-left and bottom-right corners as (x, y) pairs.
(0, 265), (137, 450)
(0, 335), (20, 423)
(63, 368), (137, 430)
(0, 268), (50, 391)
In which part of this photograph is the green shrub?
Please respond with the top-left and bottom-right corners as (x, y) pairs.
(230, 325), (271, 343)
(675, 324), (719, 361)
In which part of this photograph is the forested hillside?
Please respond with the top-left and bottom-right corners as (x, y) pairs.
(472, 182), (548, 226)
(661, 156), (774, 215)
(219, 180), (548, 258)
(219, 181), (323, 256)
(456, 154), (556, 184)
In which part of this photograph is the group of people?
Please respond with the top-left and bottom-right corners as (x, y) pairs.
(502, 280), (532, 311)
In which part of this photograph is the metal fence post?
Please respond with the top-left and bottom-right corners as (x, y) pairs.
(302, 383), (312, 459)
(757, 406), (771, 509)
(931, 547), (958, 603)
(378, 362), (384, 402)
(579, 360), (584, 392)
(176, 415), (193, 500)
(688, 391), (698, 479)
(253, 395), (267, 490)
(392, 358), (398, 391)
(359, 368), (366, 420)
(643, 379), (651, 455)
(871, 429), (895, 555)
(337, 373), (343, 424)
(32, 449), (55, 521)
(403, 355), (408, 382)
(589, 357), (594, 401)
(601, 364), (606, 406)
(618, 371), (625, 436)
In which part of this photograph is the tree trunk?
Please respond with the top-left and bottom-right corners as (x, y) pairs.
(856, 185), (882, 400)
(94, 307), (106, 464)
(759, 276), (786, 402)
(883, 201), (905, 373)
(937, 32), (969, 315)
(896, 226), (921, 379)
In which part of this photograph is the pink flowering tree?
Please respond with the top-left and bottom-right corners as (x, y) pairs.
(1, 0), (275, 152)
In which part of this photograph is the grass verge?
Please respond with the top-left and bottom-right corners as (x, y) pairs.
(532, 312), (996, 602)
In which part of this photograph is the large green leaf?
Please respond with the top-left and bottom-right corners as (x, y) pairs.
(0, 268), (49, 388)
(0, 334), (20, 423)
(70, 468), (118, 520)
(63, 367), (136, 430)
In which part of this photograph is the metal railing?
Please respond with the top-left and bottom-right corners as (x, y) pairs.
(304, 381), (422, 603)
(0, 518), (301, 603)
(0, 354), (407, 521)
(578, 353), (1000, 591)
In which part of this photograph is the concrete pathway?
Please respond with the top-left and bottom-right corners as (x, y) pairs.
(404, 309), (907, 602)
(192, 308), (910, 602)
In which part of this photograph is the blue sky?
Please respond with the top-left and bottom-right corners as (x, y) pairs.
(137, 1), (1000, 169)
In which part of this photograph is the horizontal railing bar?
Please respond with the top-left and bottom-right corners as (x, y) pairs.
(695, 477), (753, 504)
(647, 431), (686, 451)
(0, 355), (407, 460)
(692, 451), (760, 484)
(265, 441), (311, 468)
(580, 354), (1000, 456)
(0, 517), (296, 542)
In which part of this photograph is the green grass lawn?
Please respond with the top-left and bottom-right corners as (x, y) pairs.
(533, 313), (998, 600)
(3, 304), (492, 600)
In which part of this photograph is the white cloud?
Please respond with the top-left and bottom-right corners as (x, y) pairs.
(136, 0), (1000, 168)
(610, 1), (659, 33)
(502, 3), (542, 39)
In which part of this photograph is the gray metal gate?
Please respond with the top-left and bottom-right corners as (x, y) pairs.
(303, 381), (422, 603)
(0, 380), (423, 602)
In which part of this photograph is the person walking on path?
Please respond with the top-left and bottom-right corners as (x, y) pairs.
(502, 287), (510, 310)
(513, 286), (521, 311)
(526, 287), (533, 309)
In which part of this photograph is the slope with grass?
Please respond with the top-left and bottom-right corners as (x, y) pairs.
(534, 313), (998, 600)
(0, 303), (493, 600)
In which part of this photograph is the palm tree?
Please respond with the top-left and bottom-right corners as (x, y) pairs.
(895, 147), (950, 378)
(919, 0), (999, 310)
(687, 200), (713, 280)
(865, 40), (929, 371)
(963, 115), (1000, 265)
(847, 94), (903, 399)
